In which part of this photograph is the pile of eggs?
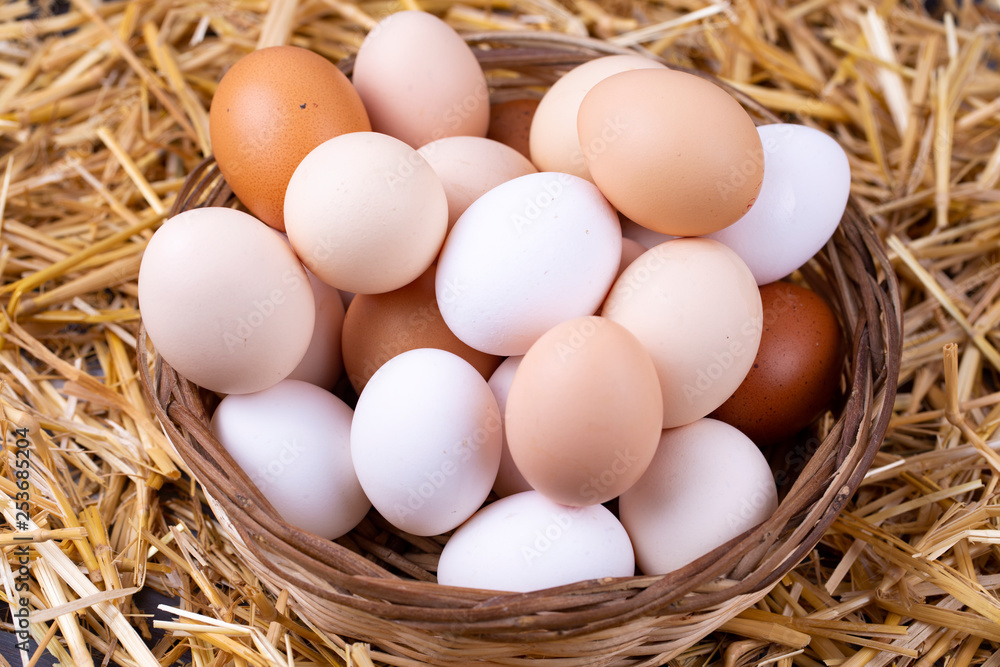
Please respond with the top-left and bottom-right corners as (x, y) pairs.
(138, 11), (852, 592)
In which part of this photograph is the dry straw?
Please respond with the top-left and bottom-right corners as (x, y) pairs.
(0, 0), (999, 665)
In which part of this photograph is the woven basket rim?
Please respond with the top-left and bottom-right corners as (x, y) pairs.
(137, 31), (903, 664)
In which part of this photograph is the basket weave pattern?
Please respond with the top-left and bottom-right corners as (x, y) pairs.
(139, 34), (903, 665)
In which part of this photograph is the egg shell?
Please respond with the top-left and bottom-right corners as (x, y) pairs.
(138, 207), (315, 395)
(711, 282), (843, 444)
(208, 46), (370, 231)
(578, 68), (763, 237)
(352, 11), (489, 148)
(529, 55), (667, 182)
(505, 316), (663, 506)
(705, 124), (851, 285)
(436, 172), (622, 356)
(602, 238), (762, 428)
(417, 136), (537, 230)
(617, 238), (646, 280)
(210, 380), (370, 539)
(487, 98), (539, 160)
(619, 418), (778, 575)
(341, 264), (502, 393)
(486, 356), (533, 498)
(350, 348), (502, 536)
(438, 491), (634, 592)
(285, 267), (346, 389)
(284, 132), (448, 294)
(270, 230), (346, 390)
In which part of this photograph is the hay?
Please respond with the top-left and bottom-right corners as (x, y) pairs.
(1, 0), (999, 664)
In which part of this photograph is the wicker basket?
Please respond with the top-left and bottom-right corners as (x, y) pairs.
(138, 32), (902, 665)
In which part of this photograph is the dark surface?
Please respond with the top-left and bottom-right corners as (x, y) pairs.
(1, 587), (184, 666)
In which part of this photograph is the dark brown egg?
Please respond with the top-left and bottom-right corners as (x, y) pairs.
(711, 282), (843, 445)
(209, 46), (371, 231)
(487, 98), (539, 161)
(341, 265), (503, 393)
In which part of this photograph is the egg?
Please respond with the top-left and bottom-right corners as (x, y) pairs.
(602, 238), (762, 428)
(284, 132), (448, 294)
(210, 380), (370, 539)
(138, 207), (315, 395)
(341, 264), (502, 393)
(436, 172), (622, 356)
(208, 46), (370, 232)
(487, 98), (539, 160)
(271, 230), (346, 390)
(616, 238), (646, 280)
(350, 349), (502, 536)
(352, 11), (489, 148)
(619, 418), (777, 575)
(711, 282), (843, 444)
(285, 267), (345, 389)
(486, 356), (532, 498)
(437, 491), (634, 592)
(705, 124), (851, 285)
(505, 316), (663, 506)
(578, 68), (763, 237)
(417, 136), (537, 230)
(529, 55), (667, 181)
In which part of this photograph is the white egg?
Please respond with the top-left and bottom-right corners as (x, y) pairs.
(436, 172), (622, 356)
(486, 356), (532, 498)
(210, 380), (370, 540)
(619, 418), (778, 576)
(438, 491), (635, 592)
(351, 348), (502, 536)
(705, 124), (851, 285)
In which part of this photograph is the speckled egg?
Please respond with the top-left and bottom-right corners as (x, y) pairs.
(487, 98), (539, 161)
(209, 46), (371, 232)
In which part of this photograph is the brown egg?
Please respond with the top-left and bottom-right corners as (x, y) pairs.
(711, 282), (843, 445)
(487, 98), (539, 161)
(209, 46), (371, 232)
(504, 316), (663, 507)
(577, 68), (763, 237)
(342, 265), (503, 393)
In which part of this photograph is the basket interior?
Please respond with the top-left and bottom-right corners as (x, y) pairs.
(137, 32), (902, 662)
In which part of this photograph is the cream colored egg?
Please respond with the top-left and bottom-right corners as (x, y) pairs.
(285, 267), (345, 389)
(138, 207), (315, 395)
(619, 418), (777, 575)
(353, 11), (489, 148)
(529, 55), (667, 181)
(486, 355), (533, 498)
(284, 132), (448, 295)
(418, 136), (537, 230)
(602, 238), (762, 428)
